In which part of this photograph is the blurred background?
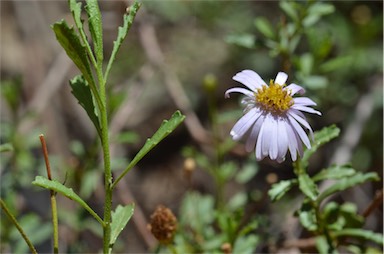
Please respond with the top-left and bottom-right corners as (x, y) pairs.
(1, 0), (383, 253)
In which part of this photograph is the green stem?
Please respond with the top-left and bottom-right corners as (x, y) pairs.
(50, 193), (59, 254)
(293, 158), (336, 252)
(1, 199), (38, 254)
(96, 60), (113, 254)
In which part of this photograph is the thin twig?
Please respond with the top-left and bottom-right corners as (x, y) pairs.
(363, 189), (383, 218)
(0, 199), (38, 254)
(39, 134), (59, 254)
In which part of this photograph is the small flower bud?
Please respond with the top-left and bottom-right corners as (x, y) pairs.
(148, 205), (177, 244)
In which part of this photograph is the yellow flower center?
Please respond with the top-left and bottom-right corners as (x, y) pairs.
(255, 80), (293, 113)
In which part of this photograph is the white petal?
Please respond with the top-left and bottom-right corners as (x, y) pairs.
(277, 117), (289, 161)
(245, 114), (264, 152)
(255, 119), (266, 161)
(241, 70), (266, 88)
(288, 110), (314, 140)
(230, 108), (261, 141)
(291, 105), (322, 115)
(225, 87), (253, 98)
(275, 72), (288, 85)
(269, 117), (279, 160)
(288, 115), (311, 149)
(293, 97), (317, 106)
(285, 83), (305, 95)
(262, 115), (273, 157)
(285, 122), (298, 161)
(233, 70), (266, 90)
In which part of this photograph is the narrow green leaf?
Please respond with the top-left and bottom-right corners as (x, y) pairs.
(313, 165), (356, 182)
(254, 17), (275, 39)
(298, 173), (319, 201)
(105, 1), (141, 82)
(225, 34), (255, 49)
(302, 125), (340, 168)
(85, 0), (103, 62)
(333, 229), (383, 246)
(268, 179), (297, 201)
(69, 75), (101, 137)
(51, 20), (95, 89)
(297, 200), (318, 231)
(308, 2), (335, 17)
(32, 176), (104, 226)
(109, 204), (134, 252)
(69, 0), (84, 33)
(317, 172), (379, 203)
(279, 1), (298, 22)
(315, 236), (330, 254)
(112, 111), (185, 188)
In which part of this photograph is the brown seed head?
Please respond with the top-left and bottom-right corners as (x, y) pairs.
(148, 205), (177, 244)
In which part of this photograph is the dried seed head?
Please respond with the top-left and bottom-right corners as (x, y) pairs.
(148, 205), (177, 244)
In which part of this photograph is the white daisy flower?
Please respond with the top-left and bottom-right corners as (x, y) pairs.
(225, 70), (321, 162)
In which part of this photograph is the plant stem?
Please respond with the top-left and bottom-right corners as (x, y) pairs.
(39, 134), (59, 254)
(1, 199), (38, 254)
(96, 59), (113, 253)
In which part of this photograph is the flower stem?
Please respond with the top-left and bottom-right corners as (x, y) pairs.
(1, 199), (38, 254)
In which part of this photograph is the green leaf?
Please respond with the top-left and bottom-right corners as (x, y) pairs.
(298, 173), (319, 201)
(32, 176), (104, 225)
(112, 111), (185, 188)
(302, 125), (340, 168)
(225, 34), (255, 49)
(254, 17), (275, 39)
(0, 143), (13, 152)
(268, 179), (297, 201)
(308, 2), (335, 17)
(317, 172), (380, 203)
(109, 204), (134, 252)
(333, 229), (383, 246)
(69, 0), (84, 34)
(297, 200), (318, 231)
(315, 236), (330, 254)
(313, 165), (356, 182)
(235, 163), (258, 184)
(85, 0), (103, 62)
(69, 75), (101, 137)
(279, 1), (298, 22)
(105, 1), (141, 81)
(51, 20), (95, 90)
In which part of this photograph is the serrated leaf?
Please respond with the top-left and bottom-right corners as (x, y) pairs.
(302, 125), (340, 168)
(333, 229), (383, 246)
(51, 20), (95, 89)
(317, 172), (379, 203)
(69, 0), (84, 33)
(313, 165), (356, 182)
(109, 204), (134, 252)
(268, 179), (297, 201)
(254, 17), (275, 39)
(105, 1), (141, 81)
(113, 111), (185, 188)
(298, 173), (319, 201)
(69, 75), (101, 137)
(85, 0), (103, 62)
(32, 176), (103, 225)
